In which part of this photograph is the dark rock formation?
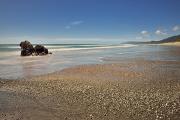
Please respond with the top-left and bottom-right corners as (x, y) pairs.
(20, 40), (34, 50)
(34, 45), (48, 55)
(21, 49), (32, 56)
(20, 40), (34, 56)
(20, 40), (51, 56)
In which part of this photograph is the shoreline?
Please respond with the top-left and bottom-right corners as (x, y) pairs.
(0, 59), (180, 120)
(1, 43), (180, 79)
(161, 42), (180, 46)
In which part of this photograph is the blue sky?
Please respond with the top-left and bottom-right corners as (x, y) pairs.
(0, 0), (180, 44)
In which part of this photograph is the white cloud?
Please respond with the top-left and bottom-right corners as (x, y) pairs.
(172, 25), (179, 31)
(65, 20), (84, 29)
(138, 30), (149, 40)
(71, 21), (84, 25)
(155, 29), (167, 35)
(141, 30), (148, 35)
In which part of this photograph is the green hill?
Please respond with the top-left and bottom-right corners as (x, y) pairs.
(125, 35), (180, 44)
(149, 35), (180, 44)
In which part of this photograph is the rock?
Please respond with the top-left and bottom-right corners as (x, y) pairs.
(20, 40), (34, 53)
(21, 49), (32, 56)
(44, 48), (48, 54)
(20, 40), (34, 56)
(20, 40), (51, 56)
(34, 45), (48, 55)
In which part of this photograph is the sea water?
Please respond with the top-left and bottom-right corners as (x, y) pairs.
(0, 44), (179, 79)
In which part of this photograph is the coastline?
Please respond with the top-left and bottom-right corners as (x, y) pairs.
(161, 42), (180, 46)
(0, 59), (180, 120)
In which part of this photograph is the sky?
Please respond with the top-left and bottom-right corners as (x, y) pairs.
(0, 0), (180, 44)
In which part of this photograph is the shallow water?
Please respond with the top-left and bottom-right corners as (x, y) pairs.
(0, 44), (179, 79)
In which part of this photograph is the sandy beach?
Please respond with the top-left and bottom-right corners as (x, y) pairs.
(0, 0), (180, 119)
(161, 42), (180, 46)
(0, 59), (180, 120)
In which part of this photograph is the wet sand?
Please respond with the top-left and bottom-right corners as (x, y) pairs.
(0, 59), (180, 120)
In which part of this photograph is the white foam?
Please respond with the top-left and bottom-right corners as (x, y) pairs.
(45, 45), (66, 48)
(50, 44), (137, 52)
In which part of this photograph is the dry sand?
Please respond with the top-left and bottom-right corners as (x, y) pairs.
(161, 42), (180, 46)
(0, 59), (180, 120)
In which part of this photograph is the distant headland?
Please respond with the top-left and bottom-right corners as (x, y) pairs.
(126, 34), (180, 45)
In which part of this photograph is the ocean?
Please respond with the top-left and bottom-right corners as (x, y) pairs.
(0, 44), (179, 79)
